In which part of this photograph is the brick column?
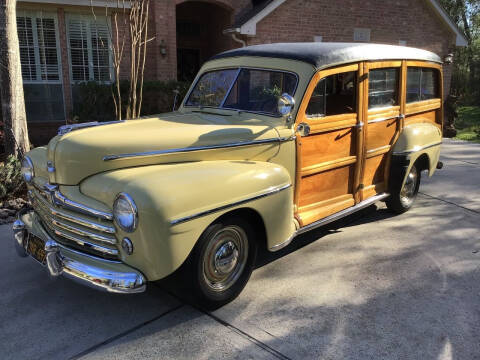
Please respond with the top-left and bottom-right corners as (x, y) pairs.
(57, 8), (72, 122)
(154, 0), (177, 80)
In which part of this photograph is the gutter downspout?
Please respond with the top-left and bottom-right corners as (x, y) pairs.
(231, 33), (246, 47)
(223, 28), (246, 47)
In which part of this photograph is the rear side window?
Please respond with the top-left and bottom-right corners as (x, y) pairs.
(407, 67), (439, 103)
(306, 71), (357, 117)
(368, 68), (399, 109)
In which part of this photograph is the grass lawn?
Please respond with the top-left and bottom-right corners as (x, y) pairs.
(454, 106), (480, 143)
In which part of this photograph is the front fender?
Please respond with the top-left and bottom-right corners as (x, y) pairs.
(80, 160), (294, 280)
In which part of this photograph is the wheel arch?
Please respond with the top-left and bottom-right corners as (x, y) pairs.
(212, 207), (268, 250)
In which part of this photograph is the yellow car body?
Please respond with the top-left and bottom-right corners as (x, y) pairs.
(14, 43), (443, 296)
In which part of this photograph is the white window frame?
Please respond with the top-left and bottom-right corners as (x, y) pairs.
(16, 10), (63, 85)
(65, 13), (114, 84)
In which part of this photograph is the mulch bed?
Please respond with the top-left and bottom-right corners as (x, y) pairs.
(0, 198), (29, 225)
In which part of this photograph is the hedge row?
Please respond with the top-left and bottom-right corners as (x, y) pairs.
(71, 80), (191, 122)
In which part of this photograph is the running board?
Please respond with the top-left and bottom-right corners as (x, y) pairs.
(269, 193), (390, 252)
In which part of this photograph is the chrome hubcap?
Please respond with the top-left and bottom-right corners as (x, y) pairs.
(203, 225), (248, 292)
(400, 166), (418, 207)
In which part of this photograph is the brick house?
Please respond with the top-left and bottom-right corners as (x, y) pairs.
(15, 0), (466, 144)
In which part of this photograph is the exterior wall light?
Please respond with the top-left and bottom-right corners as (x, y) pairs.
(443, 53), (454, 64)
(159, 40), (167, 57)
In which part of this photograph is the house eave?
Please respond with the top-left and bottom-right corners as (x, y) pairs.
(17, 0), (131, 8)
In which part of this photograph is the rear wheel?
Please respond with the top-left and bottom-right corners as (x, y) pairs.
(188, 216), (257, 309)
(386, 163), (421, 214)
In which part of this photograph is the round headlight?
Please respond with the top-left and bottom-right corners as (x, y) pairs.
(113, 193), (138, 232)
(21, 156), (34, 183)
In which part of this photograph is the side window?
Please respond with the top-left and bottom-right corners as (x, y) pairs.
(368, 68), (399, 109)
(306, 71), (357, 118)
(407, 67), (439, 103)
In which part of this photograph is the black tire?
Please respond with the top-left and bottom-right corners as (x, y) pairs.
(386, 163), (421, 214)
(187, 216), (257, 310)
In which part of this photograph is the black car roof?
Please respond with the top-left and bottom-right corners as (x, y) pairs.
(211, 42), (442, 69)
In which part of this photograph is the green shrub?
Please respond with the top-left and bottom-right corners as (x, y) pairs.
(71, 80), (191, 122)
(0, 155), (26, 201)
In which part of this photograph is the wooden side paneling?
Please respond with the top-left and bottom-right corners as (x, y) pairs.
(405, 99), (441, 116)
(366, 118), (398, 151)
(404, 110), (441, 129)
(300, 127), (355, 169)
(298, 165), (354, 208)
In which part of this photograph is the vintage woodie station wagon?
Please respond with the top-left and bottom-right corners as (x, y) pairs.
(14, 43), (444, 308)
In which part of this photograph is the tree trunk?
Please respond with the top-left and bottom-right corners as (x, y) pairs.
(0, 0), (30, 156)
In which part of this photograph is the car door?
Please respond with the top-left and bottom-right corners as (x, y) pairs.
(361, 61), (403, 201)
(294, 64), (363, 226)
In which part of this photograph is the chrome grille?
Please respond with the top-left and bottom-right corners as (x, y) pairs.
(30, 188), (119, 260)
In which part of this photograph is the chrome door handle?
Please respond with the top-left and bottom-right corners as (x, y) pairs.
(296, 123), (311, 137)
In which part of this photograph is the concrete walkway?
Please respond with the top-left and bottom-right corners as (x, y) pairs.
(1, 139), (479, 360)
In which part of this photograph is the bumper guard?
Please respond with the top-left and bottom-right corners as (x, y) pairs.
(13, 208), (146, 294)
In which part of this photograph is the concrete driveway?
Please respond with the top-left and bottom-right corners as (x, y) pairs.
(1, 139), (479, 360)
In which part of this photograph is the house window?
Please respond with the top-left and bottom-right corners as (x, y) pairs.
(306, 71), (357, 117)
(16, 10), (65, 122)
(368, 68), (399, 109)
(66, 15), (112, 82)
(407, 67), (439, 103)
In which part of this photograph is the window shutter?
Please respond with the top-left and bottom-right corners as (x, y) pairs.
(68, 16), (112, 82)
(90, 22), (111, 81)
(68, 18), (90, 81)
(36, 18), (59, 81)
(17, 16), (37, 81)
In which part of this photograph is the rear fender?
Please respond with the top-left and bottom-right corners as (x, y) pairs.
(391, 123), (442, 189)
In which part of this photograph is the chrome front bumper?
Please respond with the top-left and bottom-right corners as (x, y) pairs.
(13, 208), (146, 294)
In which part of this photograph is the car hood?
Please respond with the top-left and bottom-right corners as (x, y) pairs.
(48, 111), (281, 185)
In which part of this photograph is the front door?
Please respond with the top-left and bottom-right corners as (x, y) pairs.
(295, 64), (362, 226)
(177, 48), (200, 82)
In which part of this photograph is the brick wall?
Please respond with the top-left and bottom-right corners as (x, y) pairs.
(248, 0), (456, 94)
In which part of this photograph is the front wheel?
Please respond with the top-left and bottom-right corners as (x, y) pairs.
(188, 216), (257, 309)
(386, 163), (421, 214)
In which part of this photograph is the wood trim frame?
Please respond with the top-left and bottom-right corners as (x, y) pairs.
(295, 63), (360, 126)
(294, 63), (360, 223)
(362, 60), (403, 201)
(405, 60), (443, 126)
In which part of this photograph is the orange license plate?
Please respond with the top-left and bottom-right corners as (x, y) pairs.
(27, 235), (47, 265)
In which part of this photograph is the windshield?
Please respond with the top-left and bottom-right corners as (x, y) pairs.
(185, 68), (298, 116)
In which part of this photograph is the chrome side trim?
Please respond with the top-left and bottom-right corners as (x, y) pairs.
(58, 120), (124, 136)
(269, 193), (390, 252)
(368, 116), (397, 124)
(392, 141), (442, 156)
(171, 183), (292, 226)
(103, 136), (296, 161)
(15, 211), (145, 293)
(31, 190), (116, 234)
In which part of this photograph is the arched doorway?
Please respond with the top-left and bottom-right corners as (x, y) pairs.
(176, 1), (233, 82)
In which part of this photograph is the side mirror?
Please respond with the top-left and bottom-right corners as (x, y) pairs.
(277, 93), (295, 118)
